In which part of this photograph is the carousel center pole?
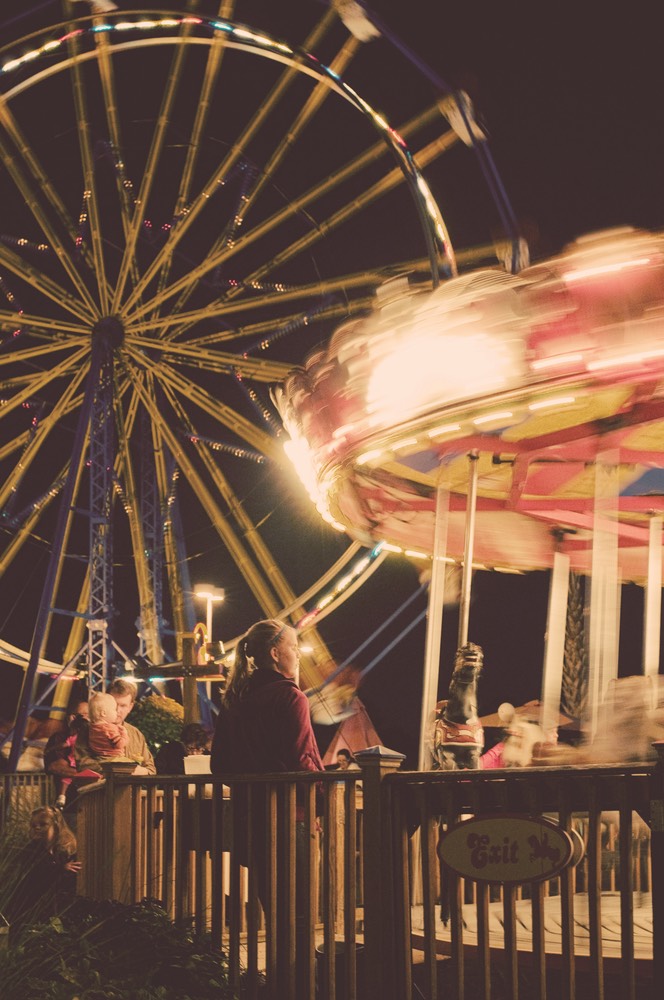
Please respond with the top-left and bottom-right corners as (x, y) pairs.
(458, 451), (480, 649)
(540, 531), (571, 739)
(643, 514), (662, 689)
(587, 451), (621, 740)
(417, 469), (450, 771)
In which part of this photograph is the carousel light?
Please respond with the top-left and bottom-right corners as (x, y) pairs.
(473, 410), (514, 426)
(587, 346), (664, 372)
(356, 448), (385, 466)
(528, 395), (576, 411)
(427, 422), (461, 439)
(392, 436), (419, 452)
(405, 549), (428, 560)
(367, 327), (518, 430)
(530, 352), (584, 372)
(321, 512), (347, 532)
(381, 542), (403, 553)
(562, 256), (651, 283)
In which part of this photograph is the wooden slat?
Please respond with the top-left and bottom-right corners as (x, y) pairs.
(265, 785), (278, 988)
(343, 778), (358, 1000)
(558, 781), (576, 1000)
(321, 778), (338, 1000)
(587, 781), (604, 994)
(391, 784), (412, 1000)
(470, 780), (492, 1000)
(419, 788), (438, 1000)
(447, 784), (465, 1000)
(619, 780), (636, 1000)
(228, 785), (242, 988)
(302, 781), (318, 1000)
(210, 783), (223, 949)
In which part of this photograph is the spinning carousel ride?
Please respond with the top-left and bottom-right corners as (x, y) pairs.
(0, 1), (520, 764)
(277, 224), (664, 761)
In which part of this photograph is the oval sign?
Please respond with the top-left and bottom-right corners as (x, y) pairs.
(439, 814), (575, 884)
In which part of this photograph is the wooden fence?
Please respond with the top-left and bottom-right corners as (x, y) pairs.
(8, 746), (662, 1000)
(0, 772), (53, 831)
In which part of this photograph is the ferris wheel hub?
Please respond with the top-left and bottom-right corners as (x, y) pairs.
(92, 315), (125, 350)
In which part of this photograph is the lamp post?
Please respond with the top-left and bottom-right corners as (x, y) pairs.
(194, 584), (225, 642)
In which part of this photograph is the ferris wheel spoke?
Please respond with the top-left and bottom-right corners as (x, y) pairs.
(61, 575), (90, 670)
(126, 367), (283, 615)
(192, 294), (374, 348)
(0, 386), (86, 466)
(123, 7), (339, 319)
(147, 395), (189, 643)
(174, 0), (237, 216)
(0, 345), (88, 422)
(124, 345), (280, 457)
(0, 359), (88, 510)
(128, 104), (456, 325)
(0, 243), (96, 325)
(226, 128), (459, 294)
(0, 460), (69, 574)
(232, 33), (361, 240)
(0, 310), (89, 339)
(159, 377), (332, 668)
(149, 1), (238, 320)
(92, 20), (144, 301)
(126, 332), (291, 382)
(67, 31), (111, 314)
(132, 271), (378, 339)
(0, 338), (89, 371)
(112, 386), (161, 664)
(111, 17), (207, 314)
(0, 112), (99, 317)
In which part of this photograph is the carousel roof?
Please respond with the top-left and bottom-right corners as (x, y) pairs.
(276, 227), (664, 582)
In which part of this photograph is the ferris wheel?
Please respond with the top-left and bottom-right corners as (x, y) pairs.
(0, 0), (520, 754)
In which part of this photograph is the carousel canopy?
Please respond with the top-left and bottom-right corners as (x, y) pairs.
(276, 227), (664, 583)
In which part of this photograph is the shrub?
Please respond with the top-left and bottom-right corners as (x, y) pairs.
(129, 694), (184, 754)
(0, 897), (237, 1000)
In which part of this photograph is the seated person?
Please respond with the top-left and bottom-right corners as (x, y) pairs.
(155, 722), (210, 775)
(87, 692), (129, 759)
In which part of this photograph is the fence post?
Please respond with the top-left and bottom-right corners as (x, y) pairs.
(100, 760), (136, 903)
(355, 745), (406, 1000)
(652, 742), (664, 989)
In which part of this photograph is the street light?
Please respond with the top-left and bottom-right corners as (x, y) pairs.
(194, 584), (225, 641)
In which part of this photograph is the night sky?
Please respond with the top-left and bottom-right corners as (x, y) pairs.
(1, 2), (663, 765)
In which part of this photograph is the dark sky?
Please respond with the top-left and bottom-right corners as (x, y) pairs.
(1, 2), (663, 763)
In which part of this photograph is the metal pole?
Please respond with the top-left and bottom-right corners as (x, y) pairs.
(458, 451), (479, 649)
(540, 539), (570, 738)
(587, 452), (620, 739)
(8, 339), (106, 771)
(644, 515), (662, 685)
(417, 475), (450, 771)
(206, 598), (213, 642)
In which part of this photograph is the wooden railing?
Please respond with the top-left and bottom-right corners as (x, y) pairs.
(76, 763), (364, 999)
(72, 749), (663, 1000)
(0, 772), (54, 832)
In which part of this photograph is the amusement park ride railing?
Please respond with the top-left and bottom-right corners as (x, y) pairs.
(3, 754), (662, 1000)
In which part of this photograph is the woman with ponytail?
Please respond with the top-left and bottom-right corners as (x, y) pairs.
(211, 618), (322, 776)
(210, 619), (323, 997)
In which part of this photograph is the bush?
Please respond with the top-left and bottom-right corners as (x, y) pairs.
(0, 897), (237, 1000)
(130, 694), (184, 755)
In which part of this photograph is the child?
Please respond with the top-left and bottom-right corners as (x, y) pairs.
(7, 806), (81, 939)
(87, 692), (129, 759)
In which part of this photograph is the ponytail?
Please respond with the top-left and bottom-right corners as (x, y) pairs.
(223, 619), (287, 709)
